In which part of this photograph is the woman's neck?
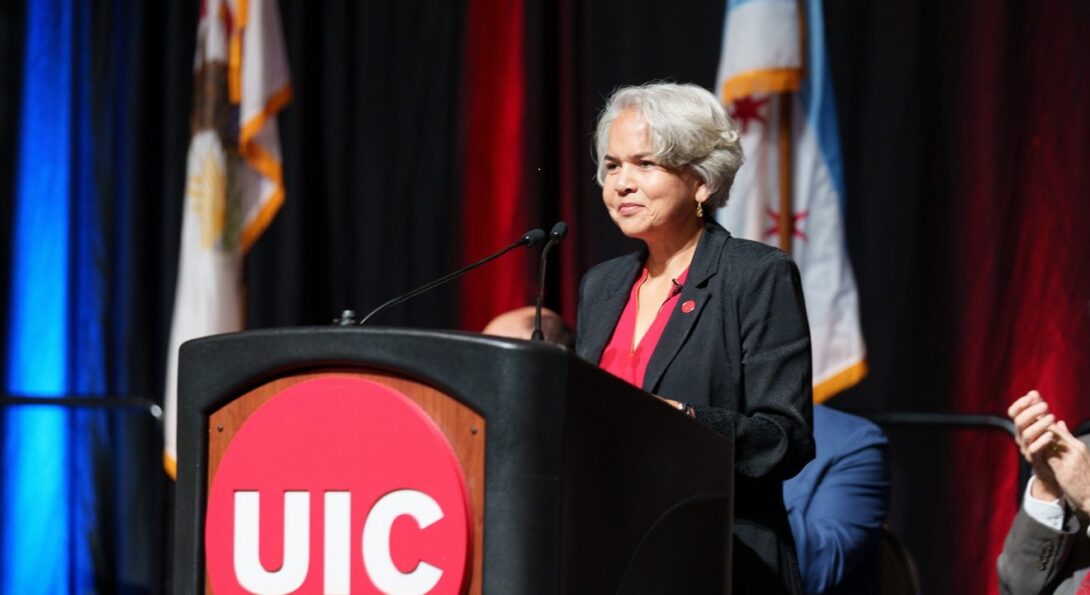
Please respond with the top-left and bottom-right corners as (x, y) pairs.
(645, 224), (704, 279)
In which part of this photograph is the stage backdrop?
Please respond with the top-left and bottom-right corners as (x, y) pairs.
(0, 0), (1087, 592)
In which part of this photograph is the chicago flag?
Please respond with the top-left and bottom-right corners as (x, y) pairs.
(715, 0), (866, 401)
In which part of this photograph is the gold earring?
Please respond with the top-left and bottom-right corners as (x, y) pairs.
(696, 201), (704, 218)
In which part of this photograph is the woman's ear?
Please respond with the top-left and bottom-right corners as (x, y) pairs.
(695, 181), (711, 205)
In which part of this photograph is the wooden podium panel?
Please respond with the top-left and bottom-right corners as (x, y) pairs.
(205, 370), (486, 594)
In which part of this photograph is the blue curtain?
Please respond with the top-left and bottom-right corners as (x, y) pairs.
(3, 0), (78, 591)
(1, 0), (177, 591)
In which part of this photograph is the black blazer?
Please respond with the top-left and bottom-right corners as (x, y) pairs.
(576, 220), (815, 595)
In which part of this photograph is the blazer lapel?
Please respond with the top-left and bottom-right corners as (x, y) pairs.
(579, 253), (643, 364)
(642, 222), (729, 392)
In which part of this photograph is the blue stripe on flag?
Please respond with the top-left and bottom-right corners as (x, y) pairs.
(797, 0), (846, 203)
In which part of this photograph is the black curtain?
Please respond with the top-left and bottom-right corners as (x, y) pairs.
(246, 1), (469, 330)
(81, 1), (195, 591)
(821, 1), (961, 588)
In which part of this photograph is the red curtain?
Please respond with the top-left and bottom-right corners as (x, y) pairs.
(944, 3), (1090, 590)
(459, 0), (529, 331)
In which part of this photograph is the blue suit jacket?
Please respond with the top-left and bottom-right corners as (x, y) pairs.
(783, 405), (889, 594)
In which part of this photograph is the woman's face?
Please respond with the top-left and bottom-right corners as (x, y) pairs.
(601, 108), (709, 244)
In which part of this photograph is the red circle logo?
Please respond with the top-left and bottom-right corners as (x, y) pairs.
(205, 377), (470, 594)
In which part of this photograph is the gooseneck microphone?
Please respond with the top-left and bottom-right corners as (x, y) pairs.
(531, 222), (568, 341)
(358, 228), (547, 326)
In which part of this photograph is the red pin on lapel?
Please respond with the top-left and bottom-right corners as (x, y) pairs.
(681, 300), (696, 313)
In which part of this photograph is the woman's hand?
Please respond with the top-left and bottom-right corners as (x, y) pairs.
(655, 395), (695, 418)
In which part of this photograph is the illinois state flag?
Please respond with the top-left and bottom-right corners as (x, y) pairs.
(164, 0), (291, 477)
(715, 0), (866, 402)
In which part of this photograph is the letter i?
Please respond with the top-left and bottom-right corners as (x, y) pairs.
(324, 491), (351, 594)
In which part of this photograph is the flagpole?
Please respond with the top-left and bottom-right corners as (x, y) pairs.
(777, 92), (793, 254)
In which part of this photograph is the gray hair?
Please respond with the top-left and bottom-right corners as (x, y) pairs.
(594, 82), (744, 210)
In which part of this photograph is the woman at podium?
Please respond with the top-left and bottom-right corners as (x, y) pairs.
(575, 82), (814, 595)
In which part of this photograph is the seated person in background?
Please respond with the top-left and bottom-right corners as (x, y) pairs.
(482, 306), (574, 348)
(999, 390), (1090, 595)
(783, 405), (890, 595)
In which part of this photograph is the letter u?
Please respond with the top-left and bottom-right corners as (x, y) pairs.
(233, 490), (310, 595)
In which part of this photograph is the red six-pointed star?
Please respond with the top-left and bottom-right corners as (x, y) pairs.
(765, 206), (810, 242)
(729, 95), (769, 133)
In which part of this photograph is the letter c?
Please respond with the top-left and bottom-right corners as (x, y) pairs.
(362, 489), (444, 595)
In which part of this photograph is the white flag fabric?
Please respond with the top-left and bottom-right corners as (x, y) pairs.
(163, 0), (291, 477)
(715, 0), (866, 402)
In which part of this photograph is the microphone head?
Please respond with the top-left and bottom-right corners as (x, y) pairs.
(520, 228), (547, 247)
(549, 221), (568, 242)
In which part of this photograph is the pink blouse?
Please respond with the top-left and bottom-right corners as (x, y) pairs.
(598, 266), (690, 388)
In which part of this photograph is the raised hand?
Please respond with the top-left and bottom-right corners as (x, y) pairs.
(1009, 390), (1063, 501)
(1045, 420), (1090, 515)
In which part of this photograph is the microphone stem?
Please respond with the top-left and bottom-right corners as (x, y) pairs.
(532, 240), (556, 341)
(359, 239), (524, 326)
(531, 296), (544, 341)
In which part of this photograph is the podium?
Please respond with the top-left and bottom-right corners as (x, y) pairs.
(173, 328), (734, 594)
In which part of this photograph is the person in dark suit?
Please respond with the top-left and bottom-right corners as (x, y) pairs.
(783, 405), (889, 594)
(576, 82), (814, 594)
(999, 391), (1090, 594)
